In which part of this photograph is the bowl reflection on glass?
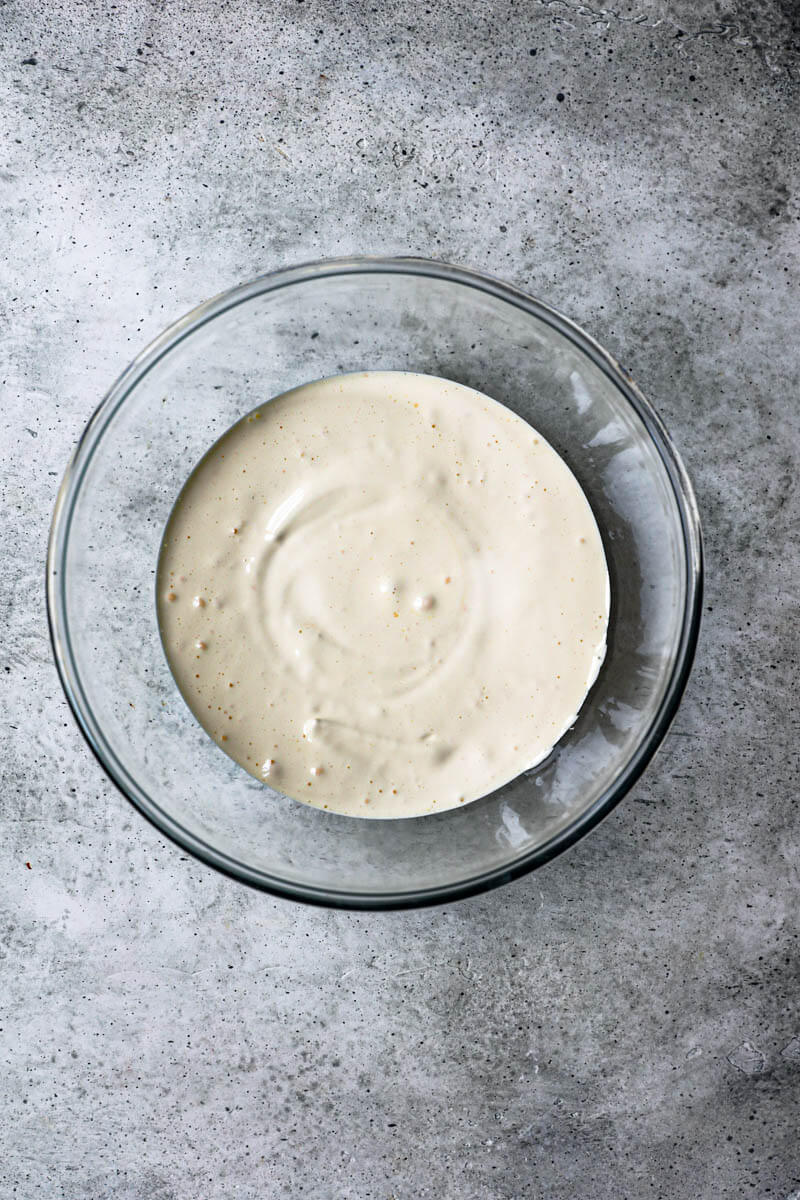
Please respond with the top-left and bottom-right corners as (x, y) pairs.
(47, 258), (702, 908)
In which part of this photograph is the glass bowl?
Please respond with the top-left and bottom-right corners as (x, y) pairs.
(47, 257), (702, 909)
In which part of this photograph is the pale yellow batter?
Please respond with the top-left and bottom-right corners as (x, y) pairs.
(157, 372), (609, 817)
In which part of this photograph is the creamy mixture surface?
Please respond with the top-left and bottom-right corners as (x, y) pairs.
(157, 371), (609, 818)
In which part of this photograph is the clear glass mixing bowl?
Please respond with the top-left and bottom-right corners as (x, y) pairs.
(47, 258), (702, 908)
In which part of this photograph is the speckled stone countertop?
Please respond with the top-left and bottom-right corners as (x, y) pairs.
(2, 2), (798, 1196)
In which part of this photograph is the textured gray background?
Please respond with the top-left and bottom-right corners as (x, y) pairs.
(2, 1), (799, 1196)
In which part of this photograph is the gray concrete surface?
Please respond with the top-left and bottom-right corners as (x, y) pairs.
(2, 1), (799, 1196)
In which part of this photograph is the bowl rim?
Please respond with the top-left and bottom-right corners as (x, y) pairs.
(46, 255), (703, 910)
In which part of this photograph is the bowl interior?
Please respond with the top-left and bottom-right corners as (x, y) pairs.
(50, 262), (699, 906)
